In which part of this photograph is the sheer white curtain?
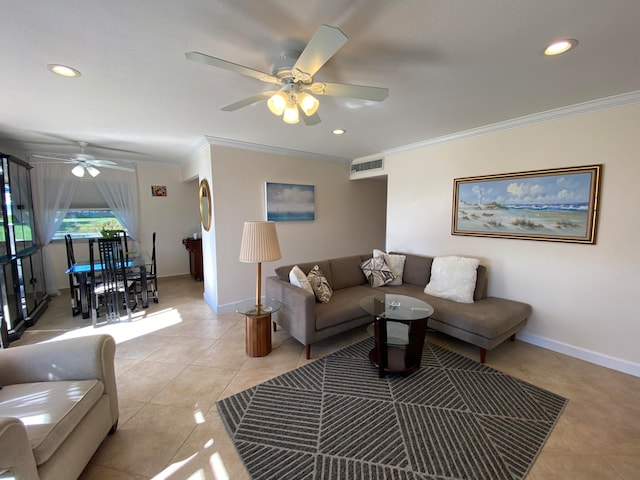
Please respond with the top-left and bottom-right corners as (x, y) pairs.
(31, 163), (79, 295)
(95, 168), (140, 241)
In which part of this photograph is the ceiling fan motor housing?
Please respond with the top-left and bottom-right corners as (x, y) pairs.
(269, 51), (301, 78)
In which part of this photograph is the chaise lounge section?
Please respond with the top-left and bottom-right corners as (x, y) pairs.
(266, 252), (532, 363)
(0, 334), (118, 480)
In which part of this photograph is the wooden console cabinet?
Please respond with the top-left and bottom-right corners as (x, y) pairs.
(182, 238), (203, 281)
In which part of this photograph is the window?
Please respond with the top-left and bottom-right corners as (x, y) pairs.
(52, 177), (126, 240)
(52, 209), (126, 240)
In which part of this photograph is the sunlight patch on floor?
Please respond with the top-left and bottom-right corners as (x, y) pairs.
(45, 308), (184, 344)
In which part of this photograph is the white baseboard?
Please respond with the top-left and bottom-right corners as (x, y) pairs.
(518, 331), (640, 378)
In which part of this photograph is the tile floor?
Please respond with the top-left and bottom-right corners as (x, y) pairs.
(10, 275), (640, 479)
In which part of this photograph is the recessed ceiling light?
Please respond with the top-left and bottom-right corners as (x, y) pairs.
(543, 39), (578, 56)
(332, 128), (346, 135)
(47, 64), (81, 77)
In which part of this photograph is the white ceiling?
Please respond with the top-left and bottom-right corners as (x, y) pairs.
(2, 0), (640, 167)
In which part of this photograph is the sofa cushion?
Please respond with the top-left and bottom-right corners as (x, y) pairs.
(397, 253), (433, 287)
(425, 256), (480, 303)
(289, 265), (314, 295)
(308, 265), (333, 303)
(315, 286), (374, 330)
(0, 379), (104, 465)
(373, 249), (406, 286)
(360, 256), (395, 287)
(329, 256), (368, 290)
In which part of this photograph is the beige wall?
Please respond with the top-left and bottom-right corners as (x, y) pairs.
(204, 144), (387, 313)
(136, 163), (201, 276)
(385, 103), (640, 375)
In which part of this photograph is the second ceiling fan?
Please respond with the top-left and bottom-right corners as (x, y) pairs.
(185, 24), (388, 125)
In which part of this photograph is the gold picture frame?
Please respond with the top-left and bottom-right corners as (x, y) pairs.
(452, 164), (602, 244)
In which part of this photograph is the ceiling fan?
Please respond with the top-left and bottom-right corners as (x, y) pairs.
(185, 24), (389, 125)
(31, 142), (135, 177)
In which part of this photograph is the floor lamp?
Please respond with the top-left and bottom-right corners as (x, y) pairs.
(239, 221), (282, 312)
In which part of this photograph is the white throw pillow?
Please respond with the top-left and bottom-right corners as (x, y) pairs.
(289, 265), (314, 295)
(424, 256), (480, 304)
(373, 249), (406, 286)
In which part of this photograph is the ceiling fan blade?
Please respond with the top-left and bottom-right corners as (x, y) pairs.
(101, 164), (135, 173)
(185, 51), (279, 84)
(292, 25), (348, 81)
(299, 108), (321, 126)
(308, 82), (389, 102)
(88, 159), (118, 167)
(221, 91), (278, 112)
(31, 153), (71, 161)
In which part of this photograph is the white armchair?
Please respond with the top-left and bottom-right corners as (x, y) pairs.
(0, 334), (118, 480)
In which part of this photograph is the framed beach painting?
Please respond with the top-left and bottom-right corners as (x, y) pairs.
(452, 165), (602, 244)
(266, 182), (315, 222)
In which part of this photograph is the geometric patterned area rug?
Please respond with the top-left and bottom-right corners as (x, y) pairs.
(217, 338), (567, 480)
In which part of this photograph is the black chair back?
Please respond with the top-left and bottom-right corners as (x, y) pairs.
(113, 230), (129, 256)
(91, 237), (135, 325)
(65, 234), (81, 315)
(64, 234), (76, 268)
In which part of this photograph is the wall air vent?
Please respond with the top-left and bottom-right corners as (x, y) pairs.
(349, 156), (385, 179)
(350, 158), (383, 173)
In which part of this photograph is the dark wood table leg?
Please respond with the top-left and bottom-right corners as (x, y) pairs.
(374, 316), (388, 378)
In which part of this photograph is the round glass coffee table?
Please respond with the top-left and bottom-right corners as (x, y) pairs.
(360, 294), (434, 378)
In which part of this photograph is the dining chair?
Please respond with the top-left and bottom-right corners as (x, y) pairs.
(64, 234), (82, 316)
(131, 232), (158, 304)
(113, 230), (129, 256)
(89, 237), (138, 326)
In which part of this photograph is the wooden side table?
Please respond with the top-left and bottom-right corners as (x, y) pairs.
(182, 238), (203, 281)
(235, 299), (282, 357)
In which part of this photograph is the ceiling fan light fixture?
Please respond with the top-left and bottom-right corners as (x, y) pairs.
(71, 165), (86, 177)
(267, 92), (287, 116)
(86, 166), (101, 177)
(298, 92), (319, 116)
(283, 105), (299, 124)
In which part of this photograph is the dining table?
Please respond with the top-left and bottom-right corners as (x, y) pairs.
(66, 250), (153, 319)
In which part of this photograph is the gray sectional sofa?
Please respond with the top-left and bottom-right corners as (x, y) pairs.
(265, 252), (532, 363)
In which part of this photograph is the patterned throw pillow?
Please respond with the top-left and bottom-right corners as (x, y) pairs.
(360, 256), (396, 287)
(373, 249), (406, 286)
(307, 265), (333, 303)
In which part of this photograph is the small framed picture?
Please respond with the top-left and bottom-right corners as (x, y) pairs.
(151, 185), (167, 197)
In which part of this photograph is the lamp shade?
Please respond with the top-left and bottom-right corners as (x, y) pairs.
(239, 221), (281, 263)
(282, 104), (299, 124)
(71, 164), (85, 177)
(267, 91), (287, 116)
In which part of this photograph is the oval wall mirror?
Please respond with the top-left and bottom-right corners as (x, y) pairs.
(199, 179), (212, 231)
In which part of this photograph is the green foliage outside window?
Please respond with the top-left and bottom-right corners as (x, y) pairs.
(53, 210), (126, 240)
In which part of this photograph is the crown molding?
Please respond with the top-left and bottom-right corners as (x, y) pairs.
(383, 90), (640, 156)
(204, 135), (349, 163)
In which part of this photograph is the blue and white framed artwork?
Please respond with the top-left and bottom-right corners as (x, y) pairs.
(452, 164), (602, 244)
(266, 182), (315, 222)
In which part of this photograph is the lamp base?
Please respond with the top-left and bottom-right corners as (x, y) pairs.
(245, 312), (272, 357)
